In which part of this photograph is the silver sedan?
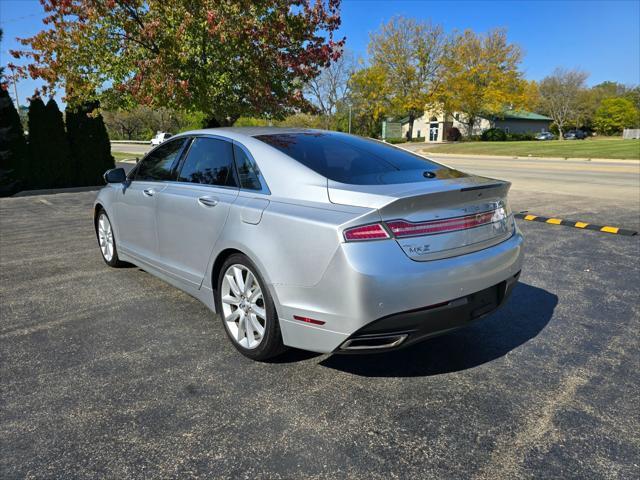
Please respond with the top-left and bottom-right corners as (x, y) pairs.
(95, 128), (524, 360)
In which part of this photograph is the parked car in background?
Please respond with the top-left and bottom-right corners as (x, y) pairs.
(150, 132), (172, 146)
(563, 130), (588, 140)
(95, 128), (523, 361)
(535, 131), (555, 141)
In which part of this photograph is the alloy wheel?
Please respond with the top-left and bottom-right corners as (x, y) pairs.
(220, 264), (266, 349)
(97, 213), (114, 262)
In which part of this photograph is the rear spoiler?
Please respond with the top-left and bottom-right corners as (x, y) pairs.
(375, 181), (511, 221)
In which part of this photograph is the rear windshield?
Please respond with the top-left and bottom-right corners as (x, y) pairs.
(255, 132), (466, 185)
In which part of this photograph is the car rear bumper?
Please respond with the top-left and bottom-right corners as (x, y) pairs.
(275, 231), (524, 353)
(336, 271), (519, 353)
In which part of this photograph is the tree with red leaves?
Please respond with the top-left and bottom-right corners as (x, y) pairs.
(13, 0), (344, 126)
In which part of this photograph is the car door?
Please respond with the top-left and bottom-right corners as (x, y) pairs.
(114, 138), (188, 262)
(155, 136), (240, 287)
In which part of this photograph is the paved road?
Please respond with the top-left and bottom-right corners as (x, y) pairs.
(1, 186), (638, 478)
(112, 141), (640, 206)
(111, 142), (150, 156)
(401, 143), (640, 205)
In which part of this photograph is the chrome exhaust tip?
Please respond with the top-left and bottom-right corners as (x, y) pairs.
(339, 333), (408, 351)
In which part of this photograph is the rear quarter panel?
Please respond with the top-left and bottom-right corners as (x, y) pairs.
(206, 198), (368, 291)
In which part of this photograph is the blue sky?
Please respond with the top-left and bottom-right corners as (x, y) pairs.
(1, 0), (639, 106)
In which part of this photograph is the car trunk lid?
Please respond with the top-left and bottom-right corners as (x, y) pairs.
(329, 175), (515, 261)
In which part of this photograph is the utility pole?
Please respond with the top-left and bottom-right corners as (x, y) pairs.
(9, 66), (20, 108)
(348, 104), (352, 134)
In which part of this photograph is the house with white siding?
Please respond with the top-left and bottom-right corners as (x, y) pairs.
(401, 109), (552, 142)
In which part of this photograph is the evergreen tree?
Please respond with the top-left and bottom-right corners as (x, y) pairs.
(66, 101), (114, 186)
(44, 99), (72, 187)
(0, 28), (28, 195)
(0, 86), (28, 195)
(27, 96), (48, 189)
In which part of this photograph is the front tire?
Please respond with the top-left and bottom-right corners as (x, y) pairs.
(95, 210), (125, 267)
(215, 254), (286, 361)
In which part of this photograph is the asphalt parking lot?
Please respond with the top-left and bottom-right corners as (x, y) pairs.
(1, 186), (639, 478)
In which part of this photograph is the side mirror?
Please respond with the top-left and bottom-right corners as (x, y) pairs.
(104, 168), (127, 184)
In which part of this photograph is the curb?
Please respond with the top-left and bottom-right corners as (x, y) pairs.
(515, 213), (637, 236)
(110, 140), (150, 144)
(12, 186), (102, 197)
(415, 151), (640, 164)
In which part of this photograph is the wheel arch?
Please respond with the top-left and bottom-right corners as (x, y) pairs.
(93, 203), (105, 228)
(209, 246), (281, 314)
(210, 248), (245, 296)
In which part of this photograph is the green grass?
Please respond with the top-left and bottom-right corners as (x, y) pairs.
(422, 138), (640, 160)
(112, 151), (138, 162)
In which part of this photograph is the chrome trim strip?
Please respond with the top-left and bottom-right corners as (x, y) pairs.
(340, 334), (408, 350)
(127, 133), (271, 195)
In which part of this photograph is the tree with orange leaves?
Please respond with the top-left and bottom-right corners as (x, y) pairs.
(12, 0), (344, 127)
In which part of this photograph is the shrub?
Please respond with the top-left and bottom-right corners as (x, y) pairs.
(481, 128), (507, 141)
(446, 127), (461, 142)
(27, 96), (49, 189)
(67, 101), (114, 186)
(506, 132), (535, 141)
(0, 87), (28, 195)
(385, 137), (406, 144)
(44, 99), (72, 187)
(410, 137), (426, 142)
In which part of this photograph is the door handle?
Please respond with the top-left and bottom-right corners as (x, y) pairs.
(198, 196), (219, 207)
(143, 188), (155, 197)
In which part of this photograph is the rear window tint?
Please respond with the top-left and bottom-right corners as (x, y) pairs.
(254, 132), (462, 185)
(233, 144), (262, 190)
(178, 137), (238, 187)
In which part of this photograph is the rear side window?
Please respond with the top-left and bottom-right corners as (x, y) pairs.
(178, 137), (238, 187)
(233, 144), (262, 190)
(135, 138), (186, 181)
(255, 132), (463, 185)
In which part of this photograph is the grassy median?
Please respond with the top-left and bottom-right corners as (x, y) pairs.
(421, 138), (640, 160)
(111, 152), (139, 162)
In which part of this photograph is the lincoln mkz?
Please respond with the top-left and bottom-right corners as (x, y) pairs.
(95, 128), (523, 360)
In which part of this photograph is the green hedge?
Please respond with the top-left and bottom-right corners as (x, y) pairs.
(479, 128), (537, 142)
(481, 128), (507, 141)
(506, 132), (535, 141)
(0, 88), (28, 195)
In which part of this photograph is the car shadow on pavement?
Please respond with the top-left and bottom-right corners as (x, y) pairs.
(319, 282), (557, 377)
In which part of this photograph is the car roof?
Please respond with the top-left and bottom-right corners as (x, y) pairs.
(175, 126), (325, 140)
(169, 127), (334, 203)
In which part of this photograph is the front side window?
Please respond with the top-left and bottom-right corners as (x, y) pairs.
(135, 138), (186, 181)
(178, 137), (238, 187)
(233, 144), (262, 190)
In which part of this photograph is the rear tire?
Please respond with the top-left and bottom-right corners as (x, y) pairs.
(215, 254), (286, 361)
(95, 209), (125, 268)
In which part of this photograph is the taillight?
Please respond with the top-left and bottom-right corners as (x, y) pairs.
(343, 208), (507, 242)
(343, 223), (390, 242)
(386, 209), (500, 238)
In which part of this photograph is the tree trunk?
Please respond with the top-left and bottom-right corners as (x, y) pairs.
(467, 116), (475, 138)
(407, 114), (415, 140)
(558, 126), (563, 141)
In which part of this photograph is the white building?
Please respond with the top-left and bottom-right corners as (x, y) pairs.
(401, 109), (553, 142)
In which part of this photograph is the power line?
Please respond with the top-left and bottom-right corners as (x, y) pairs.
(0, 13), (41, 25)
